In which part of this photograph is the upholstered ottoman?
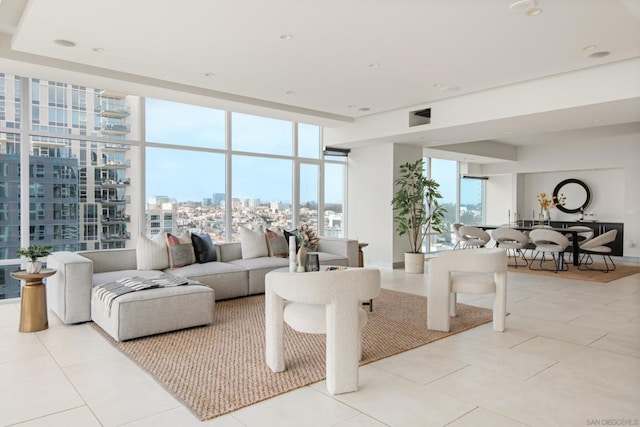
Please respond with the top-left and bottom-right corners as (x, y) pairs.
(91, 284), (215, 341)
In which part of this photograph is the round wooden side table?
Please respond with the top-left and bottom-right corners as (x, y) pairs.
(10, 268), (57, 332)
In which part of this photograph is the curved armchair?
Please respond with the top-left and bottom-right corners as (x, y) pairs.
(427, 248), (507, 332)
(265, 267), (381, 395)
(458, 225), (491, 249)
(529, 229), (570, 272)
(578, 229), (617, 272)
(492, 228), (529, 268)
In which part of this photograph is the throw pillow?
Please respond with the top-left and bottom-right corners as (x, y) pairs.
(284, 228), (301, 252)
(136, 231), (170, 270)
(239, 225), (268, 259)
(191, 233), (217, 263)
(265, 229), (289, 258)
(166, 232), (196, 268)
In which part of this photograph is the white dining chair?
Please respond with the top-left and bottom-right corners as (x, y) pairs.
(492, 227), (529, 268)
(458, 225), (491, 249)
(578, 229), (617, 272)
(529, 229), (570, 272)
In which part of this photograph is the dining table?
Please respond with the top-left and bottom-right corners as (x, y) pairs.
(479, 224), (582, 267)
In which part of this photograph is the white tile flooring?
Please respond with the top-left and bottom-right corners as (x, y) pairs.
(1, 263), (639, 427)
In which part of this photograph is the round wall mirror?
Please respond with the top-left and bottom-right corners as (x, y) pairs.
(553, 179), (591, 213)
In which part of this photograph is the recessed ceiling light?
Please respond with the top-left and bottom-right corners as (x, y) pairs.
(285, 91), (296, 95)
(54, 39), (76, 47)
(280, 34), (293, 40)
(526, 7), (543, 16)
(368, 63), (379, 69)
(92, 47), (105, 53)
(204, 72), (215, 77)
(347, 105), (357, 108)
(432, 83), (444, 88)
(510, 0), (536, 12)
(588, 51), (610, 58)
(583, 45), (598, 51)
(358, 107), (370, 112)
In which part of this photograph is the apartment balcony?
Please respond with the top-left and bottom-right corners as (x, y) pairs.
(98, 90), (127, 99)
(99, 123), (130, 135)
(101, 215), (131, 223)
(101, 143), (130, 151)
(101, 196), (131, 204)
(100, 178), (131, 187)
(101, 232), (131, 242)
(95, 104), (130, 118)
(99, 159), (131, 168)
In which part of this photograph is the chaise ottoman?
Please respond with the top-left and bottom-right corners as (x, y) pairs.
(91, 280), (215, 341)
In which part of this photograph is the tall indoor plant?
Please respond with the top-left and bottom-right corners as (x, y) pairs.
(391, 159), (446, 273)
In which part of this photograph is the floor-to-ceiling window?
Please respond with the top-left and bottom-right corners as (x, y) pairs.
(0, 74), (345, 301)
(427, 158), (458, 252)
(460, 176), (486, 225)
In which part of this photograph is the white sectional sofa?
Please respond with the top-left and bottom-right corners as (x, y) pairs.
(47, 237), (359, 341)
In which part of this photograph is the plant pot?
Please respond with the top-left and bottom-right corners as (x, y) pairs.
(26, 261), (42, 274)
(404, 252), (425, 274)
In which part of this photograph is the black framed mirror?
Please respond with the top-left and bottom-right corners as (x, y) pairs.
(553, 179), (591, 213)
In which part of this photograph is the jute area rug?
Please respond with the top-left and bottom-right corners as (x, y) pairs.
(92, 289), (493, 421)
(508, 261), (640, 283)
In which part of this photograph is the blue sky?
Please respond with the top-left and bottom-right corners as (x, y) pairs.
(144, 98), (343, 203)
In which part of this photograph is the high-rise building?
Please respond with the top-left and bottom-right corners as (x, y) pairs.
(0, 74), (136, 298)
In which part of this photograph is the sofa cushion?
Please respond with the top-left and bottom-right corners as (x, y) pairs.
(136, 232), (170, 270)
(191, 233), (217, 263)
(166, 233), (196, 268)
(265, 229), (289, 258)
(240, 226), (268, 259)
(315, 251), (349, 266)
(167, 261), (249, 300)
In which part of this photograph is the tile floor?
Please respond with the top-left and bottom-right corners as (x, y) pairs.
(0, 261), (638, 427)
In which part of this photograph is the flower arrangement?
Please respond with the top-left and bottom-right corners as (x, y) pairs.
(296, 223), (320, 251)
(537, 192), (566, 211)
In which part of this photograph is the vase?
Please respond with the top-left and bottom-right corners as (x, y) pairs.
(543, 209), (550, 221)
(26, 261), (42, 274)
(296, 245), (307, 272)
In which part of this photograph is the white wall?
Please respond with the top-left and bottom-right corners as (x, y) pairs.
(347, 143), (422, 268)
(521, 169), (624, 223)
(485, 174), (513, 225)
(347, 144), (394, 268)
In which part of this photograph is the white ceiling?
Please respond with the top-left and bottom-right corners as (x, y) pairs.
(1, 0), (639, 155)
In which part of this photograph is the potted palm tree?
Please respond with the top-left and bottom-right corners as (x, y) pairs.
(391, 159), (447, 273)
(17, 244), (52, 274)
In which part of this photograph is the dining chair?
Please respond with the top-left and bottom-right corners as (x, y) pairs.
(578, 229), (617, 272)
(528, 229), (570, 272)
(492, 227), (529, 268)
(563, 225), (595, 265)
(458, 225), (491, 249)
(452, 223), (464, 249)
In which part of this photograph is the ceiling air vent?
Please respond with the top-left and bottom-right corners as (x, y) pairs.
(409, 108), (431, 127)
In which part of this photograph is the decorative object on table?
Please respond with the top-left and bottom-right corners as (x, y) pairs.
(391, 159), (446, 274)
(288, 236), (296, 272)
(16, 244), (52, 274)
(305, 253), (320, 272)
(296, 244), (307, 272)
(295, 223), (320, 251)
(536, 191), (566, 224)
